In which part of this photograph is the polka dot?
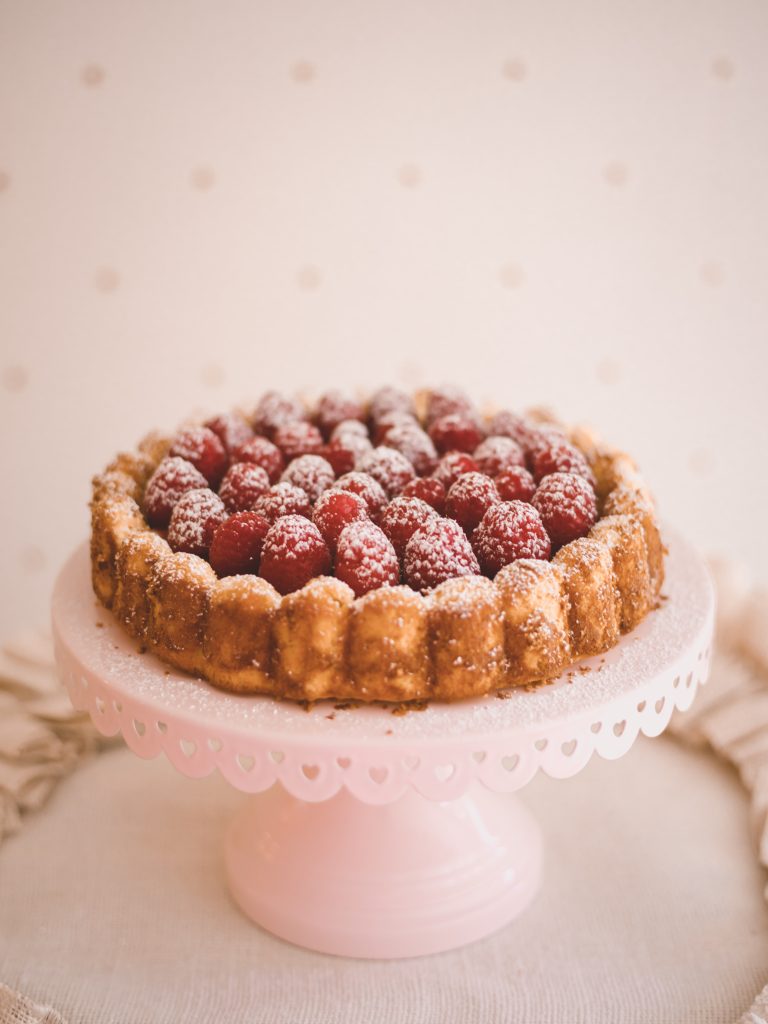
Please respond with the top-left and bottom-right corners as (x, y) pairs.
(502, 59), (527, 82)
(201, 363), (224, 387)
(689, 449), (715, 475)
(190, 165), (216, 191)
(699, 261), (725, 287)
(296, 265), (322, 290)
(291, 61), (317, 84)
(499, 264), (525, 289)
(2, 365), (28, 392)
(0, 170), (10, 193)
(596, 358), (621, 385)
(603, 161), (629, 186)
(397, 163), (422, 188)
(711, 57), (734, 82)
(21, 546), (46, 572)
(81, 64), (105, 87)
(94, 267), (120, 293)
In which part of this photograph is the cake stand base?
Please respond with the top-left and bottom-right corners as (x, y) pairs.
(225, 782), (541, 958)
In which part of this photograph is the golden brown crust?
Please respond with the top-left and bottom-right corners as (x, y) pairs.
(89, 407), (664, 702)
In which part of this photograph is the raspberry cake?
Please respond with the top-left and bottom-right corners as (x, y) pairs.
(90, 387), (664, 703)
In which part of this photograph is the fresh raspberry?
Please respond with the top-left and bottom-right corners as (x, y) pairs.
(381, 423), (438, 476)
(473, 436), (525, 477)
(259, 515), (331, 595)
(399, 477), (447, 515)
(253, 391), (305, 437)
(320, 441), (357, 477)
(425, 386), (474, 426)
(252, 483), (311, 523)
(494, 466), (537, 503)
(273, 420), (324, 462)
(167, 488), (228, 558)
(218, 462), (271, 512)
(204, 412), (254, 454)
(143, 457), (208, 528)
(315, 390), (365, 437)
(335, 521), (400, 597)
(335, 472), (388, 517)
(532, 472), (598, 549)
(404, 519), (480, 591)
(524, 426), (569, 462)
(428, 413), (484, 455)
(280, 454), (335, 503)
(323, 425), (372, 475)
(431, 451), (479, 490)
(445, 472), (501, 534)
(530, 441), (596, 487)
(487, 410), (536, 450)
(357, 446), (416, 497)
(372, 411), (420, 445)
(169, 426), (228, 488)
(330, 419), (370, 444)
(379, 497), (439, 558)
(311, 488), (369, 551)
(232, 436), (285, 483)
(472, 501), (551, 575)
(367, 386), (416, 427)
(209, 511), (270, 576)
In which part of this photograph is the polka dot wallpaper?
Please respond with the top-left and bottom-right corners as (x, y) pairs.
(1, 0), (767, 639)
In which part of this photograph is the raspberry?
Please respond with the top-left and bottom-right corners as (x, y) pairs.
(531, 441), (596, 487)
(280, 454), (335, 504)
(252, 483), (311, 523)
(381, 423), (438, 476)
(253, 391), (305, 437)
(218, 462), (271, 512)
(204, 412), (254, 454)
(169, 426), (228, 488)
(473, 436), (525, 477)
(323, 425), (372, 475)
(487, 410), (536, 450)
(431, 451), (479, 490)
(320, 441), (357, 477)
(311, 488), (369, 551)
(330, 419), (370, 444)
(425, 386), (474, 426)
(445, 472), (500, 534)
(316, 390), (365, 437)
(368, 387), (416, 427)
(143, 457), (208, 528)
(399, 477), (447, 515)
(273, 420), (324, 462)
(372, 411), (419, 445)
(232, 436), (285, 483)
(167, 488), (228, 558)
(379, 496), (439, 558)
(259, 515), (331, 595)
(532, 472), (597, 549)
(404, 519), (481, 591)
(335, 472), (388, 517)
(209, 511), (270, 576)
(429, 413), (484, 455)
(472, 501), (551, 575)
(335, 521), (400, 597)
(357, 446), (415, 497)
(524, 426), (569, 462)
(494, 466), (537, 503)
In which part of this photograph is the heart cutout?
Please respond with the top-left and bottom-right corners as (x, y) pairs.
(369, 766), (388, 785)
(302, 764), (320, 781)
(434, 763), (455, 782)
(561, 739), (577, 756)
(336, 756), (351, 770)
(237, 753), (255, 772)
(180, 738), (197, 757)
(502, 754), (519, 772)
(613, 720), (626, 737)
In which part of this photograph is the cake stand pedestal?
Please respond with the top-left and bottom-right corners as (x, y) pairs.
(51, 534), (713, 959)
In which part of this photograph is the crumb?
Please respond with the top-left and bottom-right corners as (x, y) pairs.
(137, 645), (147, 655)
(334, 701), (356, 711)
(325, 712), (336, 720)
(495, 689), (513, 700)
(298, 699), (316, 713)
(391, 700), (428, 715)
(577, 664), (591, 675)
(95, 621), (104, 629)
(164, 670), (170, 677)
(385, 729), (393, 736)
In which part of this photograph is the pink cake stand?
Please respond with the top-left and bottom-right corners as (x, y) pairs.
(52, 533), (713, 959)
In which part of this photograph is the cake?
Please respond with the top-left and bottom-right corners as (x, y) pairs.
(90, 387), (664, 702)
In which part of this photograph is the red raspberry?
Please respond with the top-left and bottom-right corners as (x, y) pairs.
(531, 441), (596, 487)
(473, 436), (525, 476)
(252, 483), (311, 523)
(253, 391), (305, 437)
(273, 420), (324, 462)
(232, 436), (285, 483)
(204, 412), (254, 454)
(532, 472), (597, 549)
(445, 472), (500, 534)
(372, 411), (420, 445)
(379, 496), (439, 558)
(218, 462), (271, 512)
(432, 451), (479, 490)
(280, 454), (335, 503)
(472, 501), (551, 575)
(381, 423), (438, 476)
(429, 413), (484, 455)
(167, 488), (228, 558)
(312, 488), (369, 551)
(315, 390), (365, 437)
(368, 387), (416, 426)
(169, 426), (228, 488)
(335, 521), (400, 597)
(357, 446), (415, 497)
(335, 472), (388, 517)
(331, 419), (370, 443)
(399, 477), (447, 515)
(404, 519), (480, 591)
(524, 426), (569, 462)
(494, 466), (537, 503)
(320, 441), (357, 477)
(143, 457), (208, 528)
(487, 410), (536, 450)
(425, 386), (474, 426)
(259, 515), (331, 595)
(209, 511), (270, 576)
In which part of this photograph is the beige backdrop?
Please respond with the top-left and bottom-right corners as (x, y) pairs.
(1, 0), (767, 640)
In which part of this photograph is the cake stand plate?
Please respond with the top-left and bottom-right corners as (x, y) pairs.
(52, 534), (714, 959)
